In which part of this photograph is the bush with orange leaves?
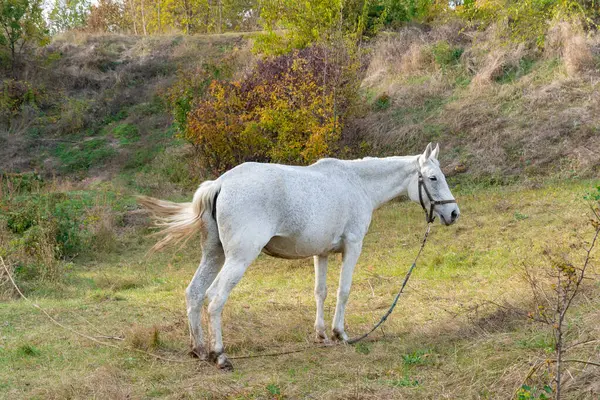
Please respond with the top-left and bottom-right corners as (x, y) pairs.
(184, 45), (360, 173)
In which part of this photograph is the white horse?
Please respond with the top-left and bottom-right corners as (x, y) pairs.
(139, 143), (459, 370)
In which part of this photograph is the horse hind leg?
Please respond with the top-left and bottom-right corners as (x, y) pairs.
(186, 215), (224, 360)
(205, 239), (266, 370)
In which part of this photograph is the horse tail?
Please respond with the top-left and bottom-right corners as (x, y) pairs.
(137, 180), (221, 253)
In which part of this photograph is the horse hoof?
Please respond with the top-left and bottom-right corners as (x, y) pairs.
(332, 329), (348, 343)
(315, 332), (331, 344)
(189, 345), (208, 360)
(216, 354), (234, 371)
(208, 351), (234, 371)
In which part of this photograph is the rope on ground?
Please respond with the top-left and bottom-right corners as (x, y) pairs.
(0, 256), (196, 364)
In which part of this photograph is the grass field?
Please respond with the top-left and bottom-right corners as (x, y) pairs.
(1, 179), (599, 399)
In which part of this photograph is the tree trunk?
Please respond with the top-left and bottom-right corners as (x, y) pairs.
(183, 0), (191, 34)
(206, 0), (211, 33)
(141, 0), (147, 35)
(157, 0), (161, 34)
(11, 42), (16, 79)
(218, 0), (222, 34)
(130, 0), (138, 34)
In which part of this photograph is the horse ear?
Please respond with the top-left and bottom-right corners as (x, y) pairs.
(430, 143), (440, 160)
(423, 143), (432, 159)
(419, 143), (432, 167)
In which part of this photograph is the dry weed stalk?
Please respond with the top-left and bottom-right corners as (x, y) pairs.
(519, 198), (600, 399)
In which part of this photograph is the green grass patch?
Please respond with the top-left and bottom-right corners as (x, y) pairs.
(112, 123), (140, 145)
(496, 57), (536, 84)
(430, 41), (464, 70)
(54, 138), (116, 172)
(17, 344), (41, 357)
(402, 349), (430, 366)
(373, 93), (391, 111)
(387, 375), (420, 387)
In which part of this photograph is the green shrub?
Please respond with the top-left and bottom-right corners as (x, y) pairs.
(430, 41), (463, 69)
(373, 93), (391, 111)
(456, 0), (596, 47)
(59, 97), (91, 134)
(0, 79), (43, 127)
(0, 172), (44, 195)
(5, 192), (91, 257)
(516, 384), (552, 400)
(1, 189), (130, 283)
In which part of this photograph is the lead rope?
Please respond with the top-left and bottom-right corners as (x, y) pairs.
(347, 221), (431, 344)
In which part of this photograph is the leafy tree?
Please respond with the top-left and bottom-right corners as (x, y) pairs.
(454, 0), (598, 47)
(48, 0), (91, 34)
(257, 0), (438, 53)
(85, 0), (130, 33)
(258, 0), (344, 53)
(0, 0), (48, 76)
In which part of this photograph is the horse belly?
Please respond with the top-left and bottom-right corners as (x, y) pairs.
(262, 235), (342, 259)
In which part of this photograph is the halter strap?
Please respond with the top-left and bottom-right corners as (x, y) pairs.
(417, 171), (457, 223)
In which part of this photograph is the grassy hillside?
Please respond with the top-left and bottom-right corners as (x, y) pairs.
(358, 22), (600, 181)
(2, 22), (600, 400)
(0, 32), (252, 189)
(2, 23), (600, 183)
(1, 180), (599, 398)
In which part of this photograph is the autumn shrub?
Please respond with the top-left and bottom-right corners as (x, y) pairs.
(165, 63), (232, 136)
(184, 45), (362, 173)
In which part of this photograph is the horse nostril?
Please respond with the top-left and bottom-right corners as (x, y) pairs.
(451, 210), (458, 221)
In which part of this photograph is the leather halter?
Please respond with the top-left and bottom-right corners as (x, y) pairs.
(418, 171), (457, 223)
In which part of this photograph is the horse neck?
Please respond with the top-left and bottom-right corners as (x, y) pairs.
(344, 156), (419, 209)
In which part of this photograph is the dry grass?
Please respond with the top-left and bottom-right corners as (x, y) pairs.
(48, 366), (133, 400)
(127, 324), (162, 351)
(546, 21), (596, 76)
(359, 21), (600, 179)
(2, 180), (599, 399)
(471, 43), (528, 86)
(363, 24), (465, 91)
(86, 203), (118, 253)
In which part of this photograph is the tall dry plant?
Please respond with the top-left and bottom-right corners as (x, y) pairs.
(519, 188), (600, 398)
(0, 222), (17, 299)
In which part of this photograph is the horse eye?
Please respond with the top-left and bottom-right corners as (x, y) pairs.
(429, 176), (437, 181)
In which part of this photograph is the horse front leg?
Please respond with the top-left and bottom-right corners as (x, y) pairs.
(313, 254), (329, 343)
(332, 241), (363, 342)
